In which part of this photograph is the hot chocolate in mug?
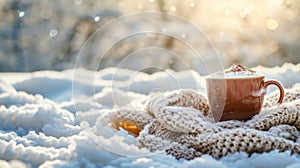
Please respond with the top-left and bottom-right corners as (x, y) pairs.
(205, 64), (284, 121)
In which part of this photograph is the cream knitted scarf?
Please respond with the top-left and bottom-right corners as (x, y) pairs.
(109, 87), (300, 160)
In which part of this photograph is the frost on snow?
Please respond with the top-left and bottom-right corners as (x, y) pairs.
(0, 64), (300, 167)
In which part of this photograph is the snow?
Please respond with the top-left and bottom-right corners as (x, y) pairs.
(0, 63), (300, 167)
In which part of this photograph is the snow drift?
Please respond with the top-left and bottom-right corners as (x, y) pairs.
(0, 63), (300, 167)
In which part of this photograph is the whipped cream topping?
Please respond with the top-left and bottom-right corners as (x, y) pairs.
(208, 63), (262, 78)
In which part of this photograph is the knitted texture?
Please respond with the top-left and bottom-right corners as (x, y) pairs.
(109, 88), (300, 160)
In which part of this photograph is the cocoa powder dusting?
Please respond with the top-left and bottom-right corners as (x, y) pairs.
(210, 63), (258, 77)
(224, 63), (256, 74)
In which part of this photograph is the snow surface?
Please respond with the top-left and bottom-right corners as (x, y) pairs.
(0, 63), (300, 168)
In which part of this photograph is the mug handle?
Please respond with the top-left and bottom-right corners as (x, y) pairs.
(264, 80), (284, 104)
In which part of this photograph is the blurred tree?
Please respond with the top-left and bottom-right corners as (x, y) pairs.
(0, 0), (121, 72)
(0, 0), (30, 71)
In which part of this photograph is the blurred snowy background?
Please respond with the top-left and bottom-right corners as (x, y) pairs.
(0, 0), (299, 72)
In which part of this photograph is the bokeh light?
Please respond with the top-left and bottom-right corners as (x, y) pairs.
(0, 0), (299, 72)
(266, 18), (279, 30)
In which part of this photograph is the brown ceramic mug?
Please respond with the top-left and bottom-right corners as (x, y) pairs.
(206, 72), (284, 122)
